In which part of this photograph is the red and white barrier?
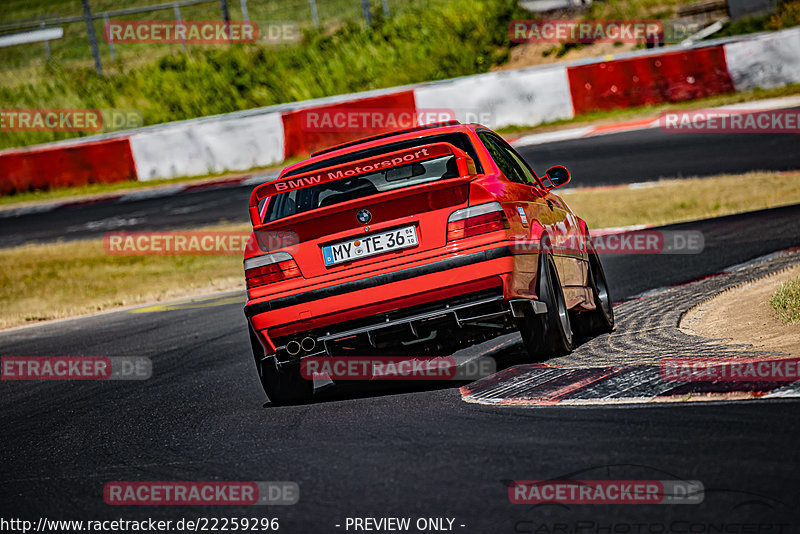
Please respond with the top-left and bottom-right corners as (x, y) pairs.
(280, 91), (417, 158)
(2, 27), (798, 195)
(723, 27), (800, 91)
(566, 46), (734, 115)
(129, 111), (285, 181)
(0, 138), (136, 196)
(414, 66), (574, 129)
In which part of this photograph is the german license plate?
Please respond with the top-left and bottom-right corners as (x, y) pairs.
(323, 226), (418, 266)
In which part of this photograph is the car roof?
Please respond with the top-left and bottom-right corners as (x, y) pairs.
(279, 121), (481, 178)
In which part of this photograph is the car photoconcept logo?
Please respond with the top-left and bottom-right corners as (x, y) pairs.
(356, 209), (372, 224)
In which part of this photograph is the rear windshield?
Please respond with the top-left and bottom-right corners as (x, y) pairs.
(263, 133), (481, 223)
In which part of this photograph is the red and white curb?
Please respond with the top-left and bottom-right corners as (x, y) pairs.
(460, 363), (800, 407)
(510, 94), (800, 148)
(460, 249), (800, 407)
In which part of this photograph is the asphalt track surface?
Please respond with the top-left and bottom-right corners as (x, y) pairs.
(516, 108), (800, 185)
(2, 119), (799, 248)
(2, 203), (800, 531)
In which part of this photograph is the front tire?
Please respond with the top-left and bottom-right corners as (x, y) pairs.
(517, 253), (573, 361)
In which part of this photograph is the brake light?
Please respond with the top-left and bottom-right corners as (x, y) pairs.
(244, 252), (301, 289)
(447, 202), (509, 241)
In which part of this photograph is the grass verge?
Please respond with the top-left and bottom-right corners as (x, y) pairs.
(770, 277), (800, 324)
(0, 223), (250, 330)
(562, 171), (800, 229)
(2, 170), (799, 330)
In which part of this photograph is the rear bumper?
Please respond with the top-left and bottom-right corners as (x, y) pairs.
(315, 294), (546, 344)
(245, 244), (541, 353)
(273, 289), (547, 358)
(245, 246), (513, 318)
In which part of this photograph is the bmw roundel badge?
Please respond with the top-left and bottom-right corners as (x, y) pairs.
(356, 209), (372, 224)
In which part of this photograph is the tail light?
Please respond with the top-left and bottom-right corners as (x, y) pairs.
(447, 202), (509, 241)
(245, 252), (301, 289)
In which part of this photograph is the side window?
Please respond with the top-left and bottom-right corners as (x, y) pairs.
(503, 142), (539, 185)
(478, 132), (528, 185)
(488, 133), (541, 186)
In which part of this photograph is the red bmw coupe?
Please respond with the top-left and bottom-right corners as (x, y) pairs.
(244, 121), (613, 404)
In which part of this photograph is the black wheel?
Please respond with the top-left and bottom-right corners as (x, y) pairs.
(249, 326), (313, 406)
(575, 248), (614, 337)
(516, 253), (573, 361)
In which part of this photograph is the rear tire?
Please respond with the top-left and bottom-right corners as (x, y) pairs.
(249, 326), (313, 406)
(517, 254), (573, 361)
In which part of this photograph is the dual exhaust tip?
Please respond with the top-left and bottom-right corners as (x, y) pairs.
(286, 336), (316, 356)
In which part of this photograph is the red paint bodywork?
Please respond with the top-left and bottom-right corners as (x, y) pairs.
(244, 123), (595, 354)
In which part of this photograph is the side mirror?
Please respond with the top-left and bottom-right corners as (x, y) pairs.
(542, 165), (571, 190)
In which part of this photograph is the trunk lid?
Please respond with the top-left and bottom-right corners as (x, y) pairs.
(250, 142), (477, 279)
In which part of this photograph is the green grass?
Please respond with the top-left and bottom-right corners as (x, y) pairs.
(0, 224), (249, 330)
(715, 0), (800, 38)
(0, 0), (445, 73)
(561, 171), (800, 229)
(584, 0), (698, 19)
(770, 277), (800, 324)
(0, 0), (518, 151)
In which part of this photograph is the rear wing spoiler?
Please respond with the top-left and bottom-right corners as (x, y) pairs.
(248, 142), (477, 227)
